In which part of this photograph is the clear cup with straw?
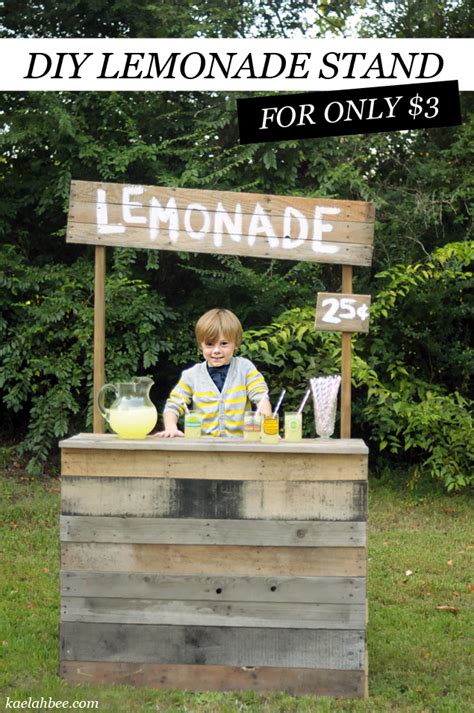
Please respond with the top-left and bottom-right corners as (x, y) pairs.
(261, 389), (285, 444)
(243, 411), (262, 442)
(284, 388), (311, 442)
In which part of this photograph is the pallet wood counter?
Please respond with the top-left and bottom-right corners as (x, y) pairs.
(59, 434), (368, 698)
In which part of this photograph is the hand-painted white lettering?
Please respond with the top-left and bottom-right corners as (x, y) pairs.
(184, 203), (210, 240)
(122, 186), (146, 225)
(213, 201), (242, 247)
(96, 188), (125, 234)
(248, 202), (279, 248)
(149, 197), (179, 242)
(311, 243), (339, 254)
(321, 296), (370, 324)
(282, 206), (307, 249)
(339, 297), (357, 319)
(312, 206), (340, 253)
(94, 186), (344, 255)
(357, 303), (370, 320)
(321, 298), (342, 324)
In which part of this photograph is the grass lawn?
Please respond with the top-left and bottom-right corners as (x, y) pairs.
(0, 470), (472, 712)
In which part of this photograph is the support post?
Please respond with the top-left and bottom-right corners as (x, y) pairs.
(93, 246), (106, 433)
(341, 265), (353, 438)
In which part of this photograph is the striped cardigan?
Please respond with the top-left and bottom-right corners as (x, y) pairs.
(163, 356), (269, 437)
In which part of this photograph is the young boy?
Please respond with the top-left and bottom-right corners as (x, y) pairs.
(157, 308), (272, 438)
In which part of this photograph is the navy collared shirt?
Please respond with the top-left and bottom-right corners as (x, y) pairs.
(207, 363), (230, 392)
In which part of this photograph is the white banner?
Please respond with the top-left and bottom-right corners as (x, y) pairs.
(0, 38), (472, 91)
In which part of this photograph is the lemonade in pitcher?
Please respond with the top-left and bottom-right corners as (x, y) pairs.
(97, 377), (158, 439)
(108, 407), (158, 439)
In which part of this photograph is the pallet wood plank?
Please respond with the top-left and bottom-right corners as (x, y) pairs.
(61, 596), (365, 629)
(70, 180), (375, 225)
(61, 543), (366, 577)
(61, 478), (367, 521)
(71, 198), (375, 245)
(60, 516), (366, 547)
(67, 221), (373, 266)
(61, 572), (366, 604)
(59, 434), (369, 454)
(61, 622), (365, 669)
(59, 661), (365, 697)
(61, 448), (368, 481)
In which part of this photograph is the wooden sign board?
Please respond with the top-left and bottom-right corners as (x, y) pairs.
(67, 180), (374, 267)
(315, 293), (371, 333)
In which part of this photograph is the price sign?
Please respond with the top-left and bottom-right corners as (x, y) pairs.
(408, 93), (439, 120)
(315, 293), (371, 333)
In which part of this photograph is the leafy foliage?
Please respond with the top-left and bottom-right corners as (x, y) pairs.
(355, 0), (474, 39)
(0, 245), (174, 474)
(241, 242), (473, 491)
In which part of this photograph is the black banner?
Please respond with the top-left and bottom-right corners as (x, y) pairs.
(237, 80), (461, 144)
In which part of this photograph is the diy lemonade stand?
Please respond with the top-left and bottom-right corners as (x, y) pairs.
(59, 180), (374, 698)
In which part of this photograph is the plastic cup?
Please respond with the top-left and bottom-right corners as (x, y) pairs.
(261, 414), (279, 444)
(243, 412), (261, 442)
(284, 412), (302, 442)
(184, 410), (202, 438)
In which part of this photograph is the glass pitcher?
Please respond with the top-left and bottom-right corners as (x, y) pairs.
(97, 376), (158, 439)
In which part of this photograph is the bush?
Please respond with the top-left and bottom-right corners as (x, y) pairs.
(240, 241), (473, 492)
(0, 245), (174, 474)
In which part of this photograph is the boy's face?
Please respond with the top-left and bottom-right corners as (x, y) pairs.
(200, 334), (236, 367)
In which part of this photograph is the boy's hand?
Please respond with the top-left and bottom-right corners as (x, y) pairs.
(154, 428), (184, 438)
(156, 411), (184, 437)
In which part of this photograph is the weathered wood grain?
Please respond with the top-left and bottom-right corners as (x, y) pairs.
(59, 661), (364, 698)
(59, 433), (369, 454)
(61, 622), (365, 669)
(61, 543), (366, 577)
(365, 649), (369, 698)
(70, 180), (375, 224)
(61, 572), (366, 604)
(61, 477), (367, 521)
(61, 447), (368, 481)
(67, 221), (373, 266)
(315, 293), (371, 333)
(71, 197), (375, 245)
(59, 661), (365, 697)
(60, 516), (366, 547)
(61, 596), (365, 629)
(58, 432), (370, 698)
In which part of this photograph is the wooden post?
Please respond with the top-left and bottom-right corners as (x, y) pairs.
(93, 246), (106, 433)
(340, 266), (352, 438)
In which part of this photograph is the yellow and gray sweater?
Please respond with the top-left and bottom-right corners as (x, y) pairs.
(163, 356), (268, 437)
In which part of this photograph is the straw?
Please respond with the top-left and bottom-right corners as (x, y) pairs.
(272, 389), (286, 418)
(296, 388), (311, 415)
(310, 375), (341, 438)
(255, 392), (269, 416)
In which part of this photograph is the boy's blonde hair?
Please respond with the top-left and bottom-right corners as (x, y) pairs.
(195, 309), (243, 347)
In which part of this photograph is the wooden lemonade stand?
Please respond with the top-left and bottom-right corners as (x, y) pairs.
(59, 181), (374, 698)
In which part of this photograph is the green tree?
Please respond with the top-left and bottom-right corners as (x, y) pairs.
(355, 0), (474, 38)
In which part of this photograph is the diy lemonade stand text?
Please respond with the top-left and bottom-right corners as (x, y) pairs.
(60, 180), (374, 698)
